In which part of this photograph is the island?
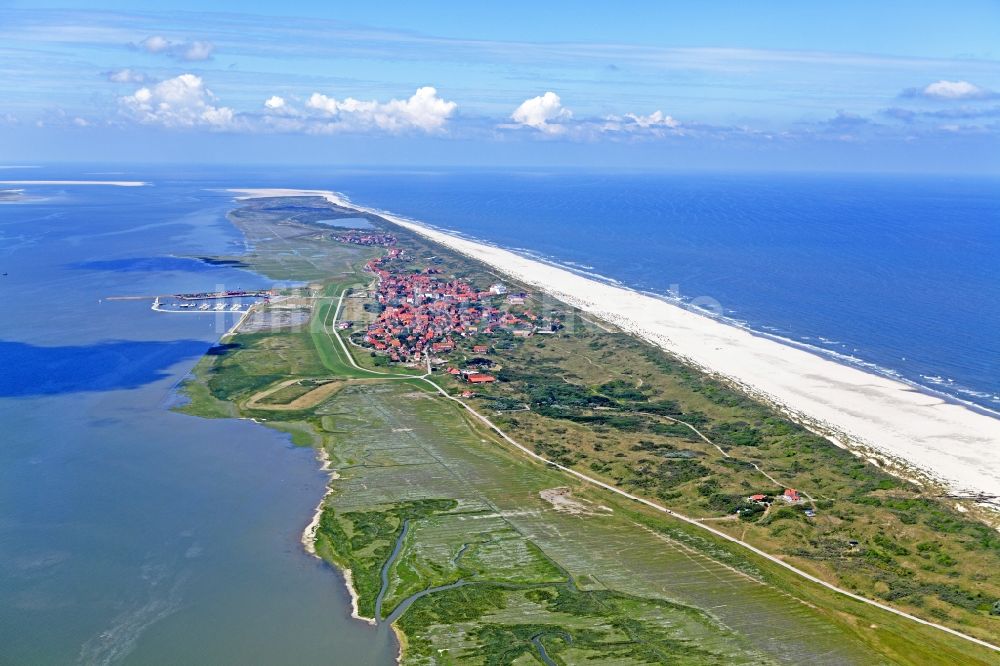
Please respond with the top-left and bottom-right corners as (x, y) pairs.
(176, 192), (1000, 665)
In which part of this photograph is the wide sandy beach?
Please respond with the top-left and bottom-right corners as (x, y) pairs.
(229, 188), (1000, 509)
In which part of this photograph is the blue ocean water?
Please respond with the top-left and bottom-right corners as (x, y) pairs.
(324, 171), (1000, 412)
(0, 177), (396, 664)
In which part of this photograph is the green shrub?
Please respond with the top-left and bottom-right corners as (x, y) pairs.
(709, 421), (763, 448)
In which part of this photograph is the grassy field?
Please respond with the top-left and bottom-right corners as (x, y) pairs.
(175, 195), (999, 665)
(393, 239), (1000, 644)
(456, 329), (1000, 640)
(315, 381), (870, 664)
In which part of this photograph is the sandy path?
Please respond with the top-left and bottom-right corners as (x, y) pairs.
(230, 188), (1000, 506)
(244, 378), (374, 411)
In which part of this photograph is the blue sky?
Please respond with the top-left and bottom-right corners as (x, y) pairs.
(2, 1), (999, 171)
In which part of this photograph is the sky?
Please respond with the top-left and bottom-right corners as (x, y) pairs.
(1, 1), (999, 172)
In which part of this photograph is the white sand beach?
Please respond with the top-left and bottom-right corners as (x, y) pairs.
(229, 188), (1000, 508)
(297, 446), (376, 625)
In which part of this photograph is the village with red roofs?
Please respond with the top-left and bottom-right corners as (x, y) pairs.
(357, 246), (560, 380)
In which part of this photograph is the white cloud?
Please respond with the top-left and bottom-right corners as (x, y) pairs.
(106, 68), (145, 83)
(136, 35), (215, 61)
(905, 80), (995, 100)
(600, 110), (683, 136)
(120, 74), (235, 128)
(139, 35), (171, 54)
(117, 82), (456, 134)
(924, 80), (986, 99)
(624, 110), (679, 129)
(510, 92), (571, 133)
(304, 86), (456, 133)
(264, 95), (286, 110)
(180, 41), (214, 61)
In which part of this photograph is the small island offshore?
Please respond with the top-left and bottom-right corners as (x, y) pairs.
(175, 191), (1000, 665)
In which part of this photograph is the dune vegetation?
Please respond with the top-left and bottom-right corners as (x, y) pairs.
(177, 195), (999, 665)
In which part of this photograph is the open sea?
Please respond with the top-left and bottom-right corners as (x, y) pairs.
(1, 165), (997, 662)
(327, 170), (1000, 413)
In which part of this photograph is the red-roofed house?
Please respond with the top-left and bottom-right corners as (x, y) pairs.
(466, 374), (495, 384)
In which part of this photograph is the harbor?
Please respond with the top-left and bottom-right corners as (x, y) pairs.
(107, 289), (273, 314)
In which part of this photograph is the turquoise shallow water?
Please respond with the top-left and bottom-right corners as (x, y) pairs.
(0, 181), (395, 664)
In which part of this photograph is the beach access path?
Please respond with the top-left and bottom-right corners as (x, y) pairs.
(244, 188), (999, 510)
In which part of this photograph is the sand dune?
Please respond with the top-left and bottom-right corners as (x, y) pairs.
(229, 188), (1000, 508)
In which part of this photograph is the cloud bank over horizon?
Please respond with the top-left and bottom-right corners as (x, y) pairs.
(1, 4), (998, 170)
(96, 71), (1000, 150)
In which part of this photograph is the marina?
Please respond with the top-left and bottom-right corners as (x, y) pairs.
(146, 290), (273, 314)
